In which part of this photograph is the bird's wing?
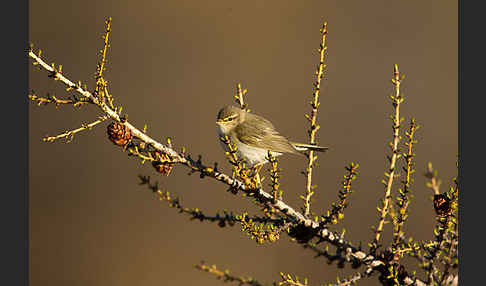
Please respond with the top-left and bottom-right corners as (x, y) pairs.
(234, 114), (299, 154)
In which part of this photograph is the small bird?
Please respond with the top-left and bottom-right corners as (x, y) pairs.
(216, 105), (328, 168)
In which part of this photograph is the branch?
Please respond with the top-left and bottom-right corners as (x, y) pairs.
(371, 64), (404, 251)
(29, 47), (427, 286)
(29, 18), (432, 283)
(321, 162), (358, 226)
(439, 180), (458, 285)
(267, 151), (282, 203)
(43, 115), (108, 143)
(94, 17), (115, 109)
(235, 83), (248, 110)
(392, 118), (419, 248)
(425, 162), (441, 195)
(299, 241), (361, 269)
(328, 271), (366, 286)
(423, 165), (458, 285)
(303, 22), (328, 217)
(29, 93), (89, 108)
(139, 175), (284, 228)
(196, 263), (265, 286)
(279, 273), (309, 286)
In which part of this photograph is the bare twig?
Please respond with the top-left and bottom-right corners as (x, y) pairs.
(321, 162), (358, 225)
(425, 163), (441, 195)
(94, 17), (115, 109)
(195, 263), (264, 286)
(267, 151), (282, 203)
(29, 93), (89, 108)
(422, 165), (458, 286)
(43, 116), (108, 143)
(371, 64), (404, 251)
(139, 175), (283, 227)
(95, 17), (111, 86)
(393, 118), (419, 249)
(328, 271), (365, 286)
(235, 83), (248, 110)
(439, 182), (458, 285)
(303, 21), (328, 218)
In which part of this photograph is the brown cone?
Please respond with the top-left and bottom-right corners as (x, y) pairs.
(152, 151), (175, 176)
(433, 194), (453, 217)
(107, 121), (132, 146)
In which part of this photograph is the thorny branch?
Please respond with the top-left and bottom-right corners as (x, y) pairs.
(29, 93), (90, 108)
(392, 118), (419, 249)
(195, 263), (265, 286)
(320, 162), (358, 226)
(423, 164), (458, 285)
(439, 179), (458, 285)
(267, 151), (282, 203)
(371, 64), (404, 252)
(139, 175), (284, 228)
(303, 22), (328, 218)
(278, 273), (309, 286)
(43, 116), (108, 143)
(94, 17), (115, 109)
(235, 82), (248, 110)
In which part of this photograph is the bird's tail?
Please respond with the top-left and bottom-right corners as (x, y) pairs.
(291, 142), (329, 153)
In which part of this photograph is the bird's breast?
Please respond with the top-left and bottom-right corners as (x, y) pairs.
(216, 124), (282, 167)
(235, 143), (282, 167)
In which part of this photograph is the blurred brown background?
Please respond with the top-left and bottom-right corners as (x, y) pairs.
(29, 1), (457, 285)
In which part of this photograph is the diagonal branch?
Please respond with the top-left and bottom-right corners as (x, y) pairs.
(43, 116), (108, 143)
(29, 46), (427, 286)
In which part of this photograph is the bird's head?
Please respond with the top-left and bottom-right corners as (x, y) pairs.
(216, 105), (245, 134)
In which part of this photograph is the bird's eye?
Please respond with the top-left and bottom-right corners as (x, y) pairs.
(227, 117), (233, 122)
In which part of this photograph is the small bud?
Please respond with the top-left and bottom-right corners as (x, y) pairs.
(267, 233), (279, 242)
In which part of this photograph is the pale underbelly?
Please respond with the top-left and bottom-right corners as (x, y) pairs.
(218, 140), (282, 167)
(217, 126), (282, 167)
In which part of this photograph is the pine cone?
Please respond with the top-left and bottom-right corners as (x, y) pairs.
(433, 194), (452, 217)
(107, 121), (132, 146)
(152, 151), (175, 176)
